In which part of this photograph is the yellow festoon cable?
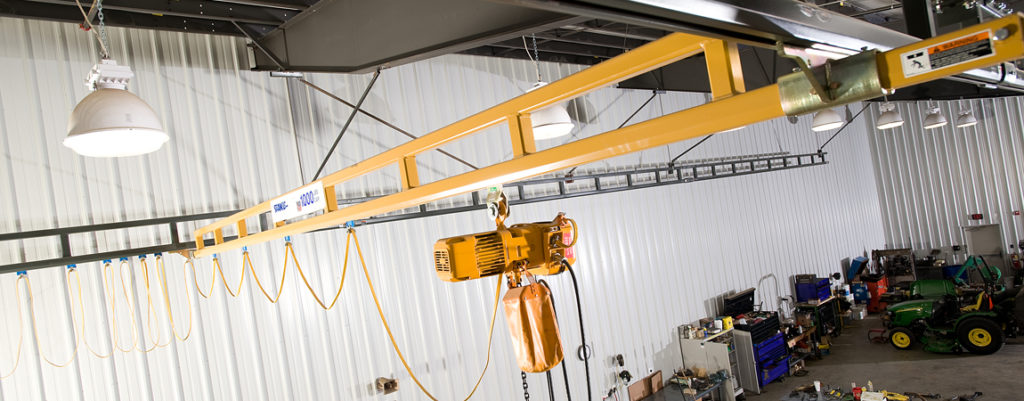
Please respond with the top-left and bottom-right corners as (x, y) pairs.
(0, 275), (28, 379)
(289, 234), (350, 310)
(102, 261), (136, 353)
(213, 255), (245, 297)
(22, 272), (82, 368)
(186, 257), (217, 299)
(66, 266), (112, 359)
(138, 257), (171, 349)
(350, 229), (501, 401)
(156, 255), (193, 341)
(113, 259), (156, 353)
(244, 248), (288, 304)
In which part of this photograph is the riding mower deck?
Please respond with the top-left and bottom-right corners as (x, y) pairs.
(882, 256), (1024, 355)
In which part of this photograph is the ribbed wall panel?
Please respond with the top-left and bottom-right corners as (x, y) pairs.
(866, 99), (1024, 255)
(0, 18), (885, 400)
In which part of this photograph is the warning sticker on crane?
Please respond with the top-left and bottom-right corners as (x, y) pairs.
(270, 182), (328, 223)
(901, 30), (994, 78)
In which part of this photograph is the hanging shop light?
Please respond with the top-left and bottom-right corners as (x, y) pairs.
(64, 0), (167, 157)
(811, 108), (844, 132)
(923, 105), (948, 130)
(65, 60), (168, 157)
(527, 82), (574, 140)
(956, 108), (978, 128)
(520, 35), (573, 140)
(876, 103), (905, 130)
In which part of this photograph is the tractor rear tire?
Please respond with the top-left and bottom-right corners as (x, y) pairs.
(957, 318), (1003, 355)
(889, 327), (914, 350)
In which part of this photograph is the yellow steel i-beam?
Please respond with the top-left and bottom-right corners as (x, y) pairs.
(193, 14), (1024, 257)
(192, 31), (709, 254)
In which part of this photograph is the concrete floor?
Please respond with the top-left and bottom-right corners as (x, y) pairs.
(749, 316), (1024, 400)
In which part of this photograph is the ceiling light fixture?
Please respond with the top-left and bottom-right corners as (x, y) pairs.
(811, 108), (844, 132)
(527, 82), (574, 140)
(523, 35), (573, 140)
(923, 105), (948, 130)
(956, 108), (978, 128)
(65, 60), (168, 157)
(876, 103), (905, 130)
(65, 0), (167, 157)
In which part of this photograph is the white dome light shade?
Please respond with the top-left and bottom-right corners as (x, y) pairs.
(811, 108), (844, 132)
(65, 88), (168, 157)
(530, 104), (574, 140)
(526, 82), (573, 140)
(956, 109), (978, 128)
(923, 107), (948, 130)
(876, 103), (904, 130)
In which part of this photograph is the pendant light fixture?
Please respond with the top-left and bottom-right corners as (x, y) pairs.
(955, 104), (978, 128)
(65, 0), (168, 157)
(811, 108), (844, 132)
(876, 102), (904, 130)
(923, 104), (948, 130)
(523, 35), (574, 140)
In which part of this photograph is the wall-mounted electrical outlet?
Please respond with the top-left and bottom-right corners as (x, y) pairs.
(375, 377), (398, 395)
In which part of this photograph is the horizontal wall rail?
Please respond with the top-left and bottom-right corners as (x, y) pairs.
(0, 152), (827, 273)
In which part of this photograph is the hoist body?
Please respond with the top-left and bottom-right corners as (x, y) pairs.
(433, 216), (576, 282)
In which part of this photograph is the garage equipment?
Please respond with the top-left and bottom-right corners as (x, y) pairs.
(883, 257), (1024, 354)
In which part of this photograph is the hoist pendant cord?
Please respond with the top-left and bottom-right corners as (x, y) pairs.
(537, 279), (571, 401)
(353, 230), (501, 401)
(289, 234), (350, 310)
(245, 250), (289, 304)
(67, 268), (113, 358)
(158, 256), (194, 342)
(23, 275), (81, 367)
(0, 276), (27, 378)
(562, 260), (592, 401)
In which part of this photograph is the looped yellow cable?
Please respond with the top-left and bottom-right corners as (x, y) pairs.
(290, 234), (350, 310)
(351, 230), (501, 401)
(66, 268), (112, 359)
(0, 275), (27, 379)
(138, 258), (171, 350)
(246, 251), (288, 304)
(23, 273), (81, 368)
(214, 256), (245, 297)
(186, 257), (216, 299)
(157, 256), (193, 342)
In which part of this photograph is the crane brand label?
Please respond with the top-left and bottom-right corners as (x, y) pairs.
(270, 182), (327, 223)
(901, 30), (994, 78)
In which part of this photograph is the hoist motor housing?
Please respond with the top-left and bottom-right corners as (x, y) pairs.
(433, 218), (576, 282)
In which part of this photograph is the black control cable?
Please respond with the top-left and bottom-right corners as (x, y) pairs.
(561, 260), (593, 401)
(538, 279), (571, 401)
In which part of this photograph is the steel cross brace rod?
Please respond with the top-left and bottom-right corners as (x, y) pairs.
(192, 15), (1024, 257)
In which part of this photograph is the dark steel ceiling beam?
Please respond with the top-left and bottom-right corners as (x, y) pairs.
(0, 1), (274, 36)
(25, 0), (286, 26)
(212, 0), (309, 11)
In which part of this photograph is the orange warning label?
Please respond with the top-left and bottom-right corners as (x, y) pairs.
(901, 29), (994, 78)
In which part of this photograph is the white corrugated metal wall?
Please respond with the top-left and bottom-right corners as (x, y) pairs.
(865, 99), (1024, 256)
(0, 17), (886, 400)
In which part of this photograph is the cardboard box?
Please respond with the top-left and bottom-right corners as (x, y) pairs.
(628, 379), (652, 401)
(650, 371), (663, 393)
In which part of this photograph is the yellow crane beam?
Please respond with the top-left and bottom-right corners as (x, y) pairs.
(194, 14), (1024, 257)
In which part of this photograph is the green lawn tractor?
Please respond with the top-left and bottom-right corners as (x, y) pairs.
(882, 256), (1024, 354)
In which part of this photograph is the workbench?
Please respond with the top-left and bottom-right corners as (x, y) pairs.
(794, 295), (842, 344)
(647, 381), (724, 401)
